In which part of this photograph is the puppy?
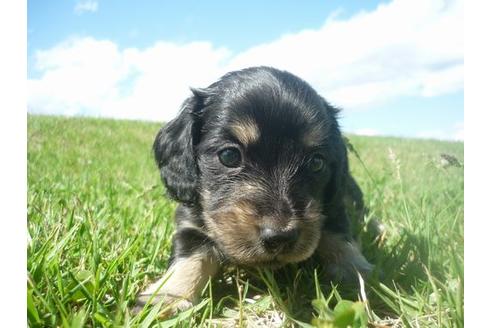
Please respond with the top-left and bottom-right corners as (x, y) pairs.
(134, 66), (372, 314)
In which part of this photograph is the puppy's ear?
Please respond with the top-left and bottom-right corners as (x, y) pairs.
(324, 141), (349, 207)
(321, 100), (352, 234)
(153, 89), (207, 205)
(322, 99), (347, 201)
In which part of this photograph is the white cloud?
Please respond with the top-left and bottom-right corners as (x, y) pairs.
(226, 0), (463, 109)
(353, 128), (381, 137)
(416, 129), (449, 140)
(416, 121), (464, 141)
(28, 38), (230, 121)
(74, 1), (98, 15)
(453, 122), (464, 141)
(29, 0), (463, 123)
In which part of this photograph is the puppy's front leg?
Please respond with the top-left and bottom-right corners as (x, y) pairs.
(317, 231), (373, 282)
(133, 228), (219, 316)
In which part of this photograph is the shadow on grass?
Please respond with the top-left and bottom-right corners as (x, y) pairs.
(198, 224), (446, 325)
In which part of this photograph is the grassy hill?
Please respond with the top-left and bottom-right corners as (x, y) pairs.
(27, 115), (464, 327)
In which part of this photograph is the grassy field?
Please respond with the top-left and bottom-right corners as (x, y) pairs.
(27, 115), (464, 327)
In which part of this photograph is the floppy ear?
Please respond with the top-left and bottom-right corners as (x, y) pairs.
(153, 89), (205, 205)
(321, 101), (352, 235)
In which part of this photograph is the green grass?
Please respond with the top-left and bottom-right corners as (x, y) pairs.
(27, 115), (464, 327)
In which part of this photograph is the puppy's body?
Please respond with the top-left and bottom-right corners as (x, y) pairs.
(135, 67), (372, 314)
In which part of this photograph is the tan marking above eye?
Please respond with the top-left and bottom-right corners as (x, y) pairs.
(230, 118), (260, 145)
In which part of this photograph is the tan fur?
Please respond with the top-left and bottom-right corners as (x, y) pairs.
(177, 219), (201, 230)
(205, 199), (324, 266)
(230, 119), (260, 145)
(240, 182), (269, 197)
(276, 200), (323, 263)
(135, 252), (219, 314)
(204, 201), (263, 264)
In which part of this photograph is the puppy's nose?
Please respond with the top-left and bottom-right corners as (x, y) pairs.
(260, 228), (299, 252)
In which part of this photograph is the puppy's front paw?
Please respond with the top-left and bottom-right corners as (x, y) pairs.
(132, 252), (219, 317)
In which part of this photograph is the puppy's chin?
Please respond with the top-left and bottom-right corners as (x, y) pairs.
(275, 228), (322, 264)
(226, 242), (319, 269)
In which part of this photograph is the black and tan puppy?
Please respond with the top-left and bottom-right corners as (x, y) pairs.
(134, 66), (372, 314)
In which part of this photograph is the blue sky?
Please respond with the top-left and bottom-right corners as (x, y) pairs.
(27, 0), (463, 140)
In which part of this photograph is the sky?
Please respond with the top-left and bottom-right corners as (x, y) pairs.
(27, 0), (464, 141)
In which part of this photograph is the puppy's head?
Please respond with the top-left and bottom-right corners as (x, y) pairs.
(154, 67), (349, 267)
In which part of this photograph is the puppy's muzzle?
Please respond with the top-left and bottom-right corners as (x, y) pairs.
(260, 227), (299, 253)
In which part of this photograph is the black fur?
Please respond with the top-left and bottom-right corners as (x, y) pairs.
(153, 66), (365, 269)
(153, 93), (203, 204)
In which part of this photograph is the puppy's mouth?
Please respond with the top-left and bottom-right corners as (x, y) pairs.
(204, 201), (323, 267)
(239, 231), (318, 268)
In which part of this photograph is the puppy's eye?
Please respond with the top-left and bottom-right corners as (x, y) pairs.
(218, 147), (242, 168)
(307, 154), (325, 173)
